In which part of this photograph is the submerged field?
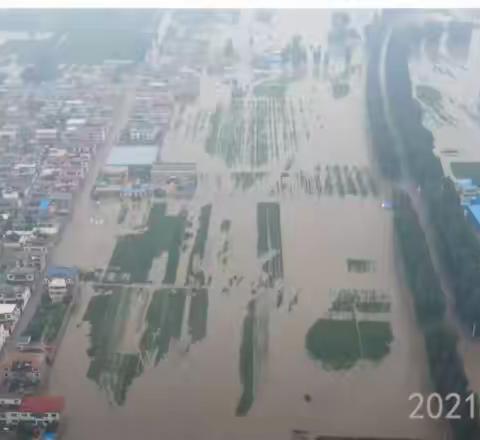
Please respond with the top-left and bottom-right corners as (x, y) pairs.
(48, 9), (445, 440)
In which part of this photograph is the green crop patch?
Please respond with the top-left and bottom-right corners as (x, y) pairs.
(257, 202), (284, 282)
(108, 204), (186, 284)
(306, 317), (393, 370)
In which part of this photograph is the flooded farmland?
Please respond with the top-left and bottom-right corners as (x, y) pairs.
(47, 10), (447, 440)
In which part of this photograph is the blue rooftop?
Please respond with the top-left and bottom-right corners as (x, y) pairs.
(47, 266), (79, 279)
(39, 199), (50, 210)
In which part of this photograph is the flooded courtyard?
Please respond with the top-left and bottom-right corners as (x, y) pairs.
(47, 10), (447, 440)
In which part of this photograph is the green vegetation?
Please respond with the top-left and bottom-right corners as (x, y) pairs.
(281, 35), (307, 68)
(358, 321), (393, 360)
(365, 19), (400, 179)
(257, 202), (284, 282)
(236, 300), (255, 416)
(394, 192), (479, 438)
(188, 289), (209, 343)
(451, 162), (480, 185)
(232, 172), (268, 190)
(330, 288), (390, 314)
(332, 82), (350, 99)
(87, 353), (143, 406)
(306, 319), (359, 370)
(220, 219), (231, 232)
(253, 80), (288, 98)
(109, 204), (186, 283)
(140, 289), (187, 364)
(186, 205), (212, 284)
(305, 317), (392, 370)
(23, 294), (67, 343)
(83, 288), (144, 406)
(366, 18), (480, 435)
(347, 258), (375, 273)
(385, 27), (480, 331)
(205, 98), (298, 168)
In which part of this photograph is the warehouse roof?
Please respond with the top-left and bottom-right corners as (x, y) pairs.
(0, 303), (17, 314)
(19, 396), (65, 414)
(106, 146), (158, 167)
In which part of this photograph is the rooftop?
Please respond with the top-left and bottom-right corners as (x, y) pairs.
(0, 304), (17, 314)
(106, 146), (158, 167)
(19, 396), (65, 414)
(46, 266), (79, 280)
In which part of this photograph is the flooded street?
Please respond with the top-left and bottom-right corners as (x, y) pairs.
(48, 10), (446, 440)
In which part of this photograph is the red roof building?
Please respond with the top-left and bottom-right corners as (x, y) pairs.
(19, 396), (65, 414)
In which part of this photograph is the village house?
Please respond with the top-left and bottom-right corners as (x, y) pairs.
(5, 267), (36, 284)
(1, 352), (48, 394)
(47, 278), (68, 303)
(0, 304), (20, 331)
(0, 284), (31, 311)
(45, 266), (78, 303)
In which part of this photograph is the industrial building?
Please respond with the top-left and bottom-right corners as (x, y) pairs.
(105, 145), (158, 180)
(151, 162), (197, 195)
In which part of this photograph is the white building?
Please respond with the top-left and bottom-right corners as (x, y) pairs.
(47, 278), (68, 303)
(0, 324), (10, 352)
(0, 285), (31, 310)
(0, 304), (21, 330)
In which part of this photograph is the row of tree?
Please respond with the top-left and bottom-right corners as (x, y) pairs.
(385, 26), (480, 331)
(365, 17), (480, 438)
(364, 17), (400, 180)
(394, 191), (480, 439)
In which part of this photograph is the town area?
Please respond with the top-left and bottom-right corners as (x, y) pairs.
(0, 8), (479, 440)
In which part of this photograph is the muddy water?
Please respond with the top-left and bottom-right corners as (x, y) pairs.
(409, 13), (480, 179)
(49, 10), (444, 440)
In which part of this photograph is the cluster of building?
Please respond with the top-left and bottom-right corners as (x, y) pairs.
(95, 73), (197, 199)
(0, 68), (115, 312)
(0, 67), (120, 433)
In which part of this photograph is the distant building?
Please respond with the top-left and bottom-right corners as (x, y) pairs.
(105, 145), (158, 180)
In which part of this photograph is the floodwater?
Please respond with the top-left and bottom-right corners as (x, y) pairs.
(49, 10), (446, 440)
(408, 11), (480, 179)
